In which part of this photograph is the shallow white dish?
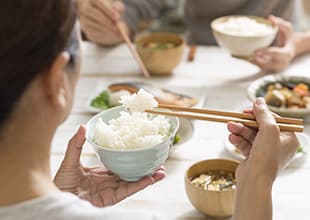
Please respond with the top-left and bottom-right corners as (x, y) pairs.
(170, 118), (193, 149)
(86, 83), (201, 149)
(224, 133), (309, 166)
(247, 75), (310, 118)
(86, 82), (205, 113)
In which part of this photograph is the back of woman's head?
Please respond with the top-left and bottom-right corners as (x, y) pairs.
(0, 0), (76, 130)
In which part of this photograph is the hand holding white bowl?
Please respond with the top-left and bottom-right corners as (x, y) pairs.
(86, 89), (179, 181)
(54, 125), (165, 207)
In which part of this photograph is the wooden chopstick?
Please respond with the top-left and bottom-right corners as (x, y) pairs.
(187, 45), (197, 62)
(116, 22), (150, 78)
(146, 107), (304, 133)
(158, 104), (304, 125)
(105, 0), (149, 77)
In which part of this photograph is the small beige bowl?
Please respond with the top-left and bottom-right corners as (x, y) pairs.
(185, 159), (239, 219)
(211, 15), (278, 58)
(135, 33), (185, 76)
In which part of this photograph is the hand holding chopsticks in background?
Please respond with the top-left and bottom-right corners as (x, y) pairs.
(79, 0), (150, 77)
(78, 0), (129, 45)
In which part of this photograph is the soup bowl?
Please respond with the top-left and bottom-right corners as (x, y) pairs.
(135, 32), (185, 76)
(185, 159), (239, 218)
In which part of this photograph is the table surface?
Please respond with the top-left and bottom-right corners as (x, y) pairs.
(51, 42), (310, 220)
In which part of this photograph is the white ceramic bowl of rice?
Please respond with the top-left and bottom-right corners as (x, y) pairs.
(211, 15), (278, 58)
(86, 89), (179, 181)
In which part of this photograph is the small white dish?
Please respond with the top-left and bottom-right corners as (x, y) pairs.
(86, 83), (204, 114)
(170, 118), (193, 149)
(224, 133), (309, 166)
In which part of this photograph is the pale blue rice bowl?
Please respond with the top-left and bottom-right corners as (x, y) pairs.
(86, 106), (179, 182)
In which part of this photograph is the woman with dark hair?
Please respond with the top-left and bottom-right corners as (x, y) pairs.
(0, 1), (299, 220)
(0, 1), (164, 219)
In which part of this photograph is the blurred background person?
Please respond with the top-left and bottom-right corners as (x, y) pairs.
(78, 0), (296, 45)
(78, 0), (310, 72)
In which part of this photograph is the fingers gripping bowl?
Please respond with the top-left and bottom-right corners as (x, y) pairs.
(86, 90), (179, 182)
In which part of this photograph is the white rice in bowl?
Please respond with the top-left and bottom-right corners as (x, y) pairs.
(92, 89), (172, 150)
(119, 88), (158, 112)
(215, 17), (274, 37)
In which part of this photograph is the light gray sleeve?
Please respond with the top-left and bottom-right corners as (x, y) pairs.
(123, 0), (163, 35)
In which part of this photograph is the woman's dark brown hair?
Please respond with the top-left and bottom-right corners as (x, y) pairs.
(0, 0), (76, 129)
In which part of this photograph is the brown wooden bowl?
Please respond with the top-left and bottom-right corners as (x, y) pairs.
(185, 159), (239, 218)
(135, 33), (185, 76)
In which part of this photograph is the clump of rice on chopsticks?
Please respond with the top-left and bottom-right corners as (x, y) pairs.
(92, 89), (171, 150)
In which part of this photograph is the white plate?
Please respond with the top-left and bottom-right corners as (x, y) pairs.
(170, 118), (193, 150)
(86, 82), (206, 114)
(224, 133), (309, 165)
(86, 83), (201, 148)
(247, 75), (310, 118)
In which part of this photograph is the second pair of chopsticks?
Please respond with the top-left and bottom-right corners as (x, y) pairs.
(116, 22), (150, 78)
(106, 0), (149, 78)
(146, 104), (304, 132)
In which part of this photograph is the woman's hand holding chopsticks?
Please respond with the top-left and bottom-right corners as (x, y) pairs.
(229, 98), (299, 220)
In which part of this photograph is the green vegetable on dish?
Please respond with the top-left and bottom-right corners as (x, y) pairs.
(297, 146), (305, 153)
(173, 134), (181, 145)
(90, 91), (111, 110)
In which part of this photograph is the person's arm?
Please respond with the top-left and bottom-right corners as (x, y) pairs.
(293, 31), (310, 57)
(253, 15), (310, 72)
(227, 98), (299, 220)
(78, 0), (127, 45)
(123, 0), (163, 36)
(233, 172), (273, 220)
(78, 0), (162, 45)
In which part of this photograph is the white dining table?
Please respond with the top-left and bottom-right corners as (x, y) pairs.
(51, 41), (310, 220)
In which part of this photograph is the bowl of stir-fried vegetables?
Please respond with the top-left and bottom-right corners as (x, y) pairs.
(247, 75), (310, 118)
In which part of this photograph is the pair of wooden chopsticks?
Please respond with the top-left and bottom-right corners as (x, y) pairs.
(146, 104), (304, 132)
(106, 0), (150, 78)
(116, 22), (150, 78)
